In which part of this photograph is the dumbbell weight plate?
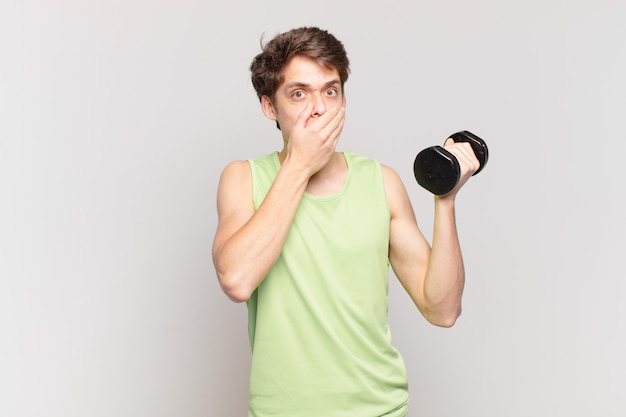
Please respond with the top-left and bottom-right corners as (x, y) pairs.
(413, 146), (461, 195)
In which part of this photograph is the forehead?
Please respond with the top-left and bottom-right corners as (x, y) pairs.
(280, 55), (340, 86)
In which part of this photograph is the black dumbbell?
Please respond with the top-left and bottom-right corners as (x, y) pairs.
(413, 131), (488, 195)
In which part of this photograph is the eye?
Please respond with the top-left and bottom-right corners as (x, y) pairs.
(326, 88), (338, 97)
(292, 90), (305, 99)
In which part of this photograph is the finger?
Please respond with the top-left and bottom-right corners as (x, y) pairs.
(306, 104), (342, 132)
(319, 106), (345, 139)
(457, 146), (480, 174)
(295, 102), (314, 128)
(329, 107), (346, 143)
(320, 109), (345, 152)
(444, 140), (474, 161)
(444, 141), (479, 174)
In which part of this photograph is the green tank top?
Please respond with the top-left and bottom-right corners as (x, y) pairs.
(247, 151), (408, 417)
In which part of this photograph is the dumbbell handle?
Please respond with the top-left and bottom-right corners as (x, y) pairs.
(448, 131), (489, 176)
(413, 131), (488, 195)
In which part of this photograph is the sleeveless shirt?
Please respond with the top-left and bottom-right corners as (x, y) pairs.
(247, 151), (408, 417)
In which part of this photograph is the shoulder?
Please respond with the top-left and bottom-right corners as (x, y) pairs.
(379, 163), (413, 217)
(344, 151), (378, 165)
(380, 163), (405, 191)
(344, 151), (385, 179)
(220, 152), (276, 177)
(217, 160), (252, 201)
(344, 153), (406, 194)
(219, 160), (250, 183)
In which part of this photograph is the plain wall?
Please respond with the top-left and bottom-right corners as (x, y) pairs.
(1, 0), (625, 416)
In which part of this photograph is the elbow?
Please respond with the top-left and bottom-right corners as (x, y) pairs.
(213, 249), (254, 303)
(216, 270), (254, 303)
(224, 287), (251, 303)
(434, 310), (461, 328)
(425, 306), (462, 328)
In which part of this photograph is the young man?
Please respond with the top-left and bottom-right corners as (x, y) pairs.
(213, 27), (479, 417)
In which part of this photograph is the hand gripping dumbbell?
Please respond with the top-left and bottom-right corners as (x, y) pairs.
(413, 131), (488, 195)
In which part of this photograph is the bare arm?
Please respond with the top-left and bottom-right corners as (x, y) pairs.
(212, 103), (345, 302)
(212, 159), (309, 302)
(386, 139), (479, 327)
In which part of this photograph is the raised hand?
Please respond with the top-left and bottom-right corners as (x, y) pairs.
(286, 102), (346, 177)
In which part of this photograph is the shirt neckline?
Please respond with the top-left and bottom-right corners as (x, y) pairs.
(271, 151), (352, 202)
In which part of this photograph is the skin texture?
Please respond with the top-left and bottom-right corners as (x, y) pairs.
(212, 55), (479, 327)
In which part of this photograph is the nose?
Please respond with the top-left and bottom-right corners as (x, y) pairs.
(310, 94), (326, 117)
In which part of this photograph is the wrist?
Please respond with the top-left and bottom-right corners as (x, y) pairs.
(280, 156), (312, 186)
(434, 194), (456, 214)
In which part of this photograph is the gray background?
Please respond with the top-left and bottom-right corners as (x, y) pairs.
(1, 0), (625, 416)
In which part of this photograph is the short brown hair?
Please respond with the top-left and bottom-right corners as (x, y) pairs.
(250, 27), (350, 102)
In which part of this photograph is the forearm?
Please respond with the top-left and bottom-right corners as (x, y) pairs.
(423, 196), (465, 326)
(213, 160), (309, 302)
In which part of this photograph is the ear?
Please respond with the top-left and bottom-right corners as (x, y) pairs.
(261, 95), (278, 121)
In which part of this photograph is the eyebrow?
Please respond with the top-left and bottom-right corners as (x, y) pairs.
(283, 79), (341, 90)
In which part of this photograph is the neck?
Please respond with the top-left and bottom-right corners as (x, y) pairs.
(279, 150), (347, 196)
(278, 149), (342, 175)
